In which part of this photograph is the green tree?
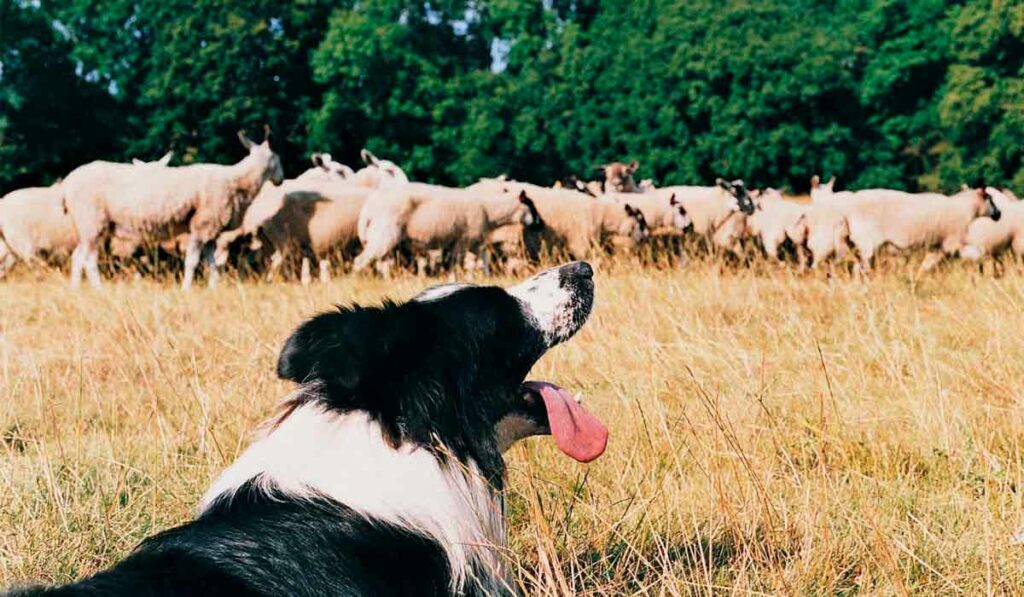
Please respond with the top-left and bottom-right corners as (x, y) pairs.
(0, 0), (119, 189)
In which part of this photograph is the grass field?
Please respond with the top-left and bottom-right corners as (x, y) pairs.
(2, 260), (1024, 595)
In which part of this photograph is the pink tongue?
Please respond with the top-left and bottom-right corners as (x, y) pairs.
(524, 381), (608, 463)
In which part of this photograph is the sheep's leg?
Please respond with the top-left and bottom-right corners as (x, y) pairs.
(181, 236), (203, 291)
(415, 256), (428, 277)
(319, 259), (331, 284)
(70, 243), (88, 289)
(266, 250), (284, 282)
(201, 242), (219, 288)
(300, 258), (312, 286)
(83, 245), (101, 289)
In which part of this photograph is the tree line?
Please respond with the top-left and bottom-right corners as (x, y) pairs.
(1, 0), (1021, 193)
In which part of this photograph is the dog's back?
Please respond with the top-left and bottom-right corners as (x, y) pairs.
(9, 484), (454, 597)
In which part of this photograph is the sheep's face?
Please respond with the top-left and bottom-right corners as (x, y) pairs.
(251, 142), (284, 186)
(518, 192), (544, 231)
(622, 204), (650, 242)
(717, 178), (756, 215)
(975, 188), (1001, 221)
(668, 194), (693, 232)
(602, 161), (638, 193)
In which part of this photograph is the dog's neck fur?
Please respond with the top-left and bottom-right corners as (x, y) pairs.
(200, 398), (509, 593)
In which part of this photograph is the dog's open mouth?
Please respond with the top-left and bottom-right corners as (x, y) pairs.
(522, 380), (608, 463)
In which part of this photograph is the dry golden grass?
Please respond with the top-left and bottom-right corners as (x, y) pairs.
(3, 259), (1024, 595)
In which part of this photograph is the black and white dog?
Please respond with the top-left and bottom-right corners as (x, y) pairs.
(9, 262), (607, 596)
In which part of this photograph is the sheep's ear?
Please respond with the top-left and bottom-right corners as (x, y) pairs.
(826, 176), (836, 186)
(238, 130), (255, 150)
(668, 193), (678, 206)
(627, 160), (639, 173)
(312, 153), (325, 168)
(517, 190), (529, 203)
(132, 158), (145, 165)
(262, 124), (272, 144)
(715, 178), (730, 191)
(277, 306), (406, 392)
(157, 151), (173, 166)
(623, 204), (636, 216)
(361, 149), (379, 166)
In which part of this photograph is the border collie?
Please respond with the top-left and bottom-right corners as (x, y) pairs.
(8, 261), (607, 596)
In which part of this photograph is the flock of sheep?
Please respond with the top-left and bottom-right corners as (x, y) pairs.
(0, 129), (1020, 289)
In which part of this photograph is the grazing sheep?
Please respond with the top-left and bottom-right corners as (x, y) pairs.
(790, 203), (851, 271)
(352, 183), (539, 274)
(63, 128), (284, 290)
(604, 191), (692, 238)
(961, 188), (1024, 267)
(842, 187), (1001, 273)
(257, 183), (372, 284)
(214, 152), (358, 267)
(0, 153), (185, 276)
(351, 149), (409, 189)
(744, 188), (808, 262)
(0, 183), (75, 277)
(467, 181), (650, 259)
(650, 179), (756, 254)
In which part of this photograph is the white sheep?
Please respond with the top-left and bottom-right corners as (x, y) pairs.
(790, 203), (851, 271)
(256, 183), (372, 284)
(841, 187), (1001, 272)
(63, 129), (284, 289)
(961, 188), (1024, 267)
(352, 183), (538, 274)
(650, 179), (756, 255)
(0, 183), (75, 277)
(0, 153), (183, 277)
(467, 181), (650, 259)
(351, 149), (409, 189)
(603, 191), (692, 238)
(744, 188), (808, 262)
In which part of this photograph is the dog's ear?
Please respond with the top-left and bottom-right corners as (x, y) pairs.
(277, 306), (405, 391)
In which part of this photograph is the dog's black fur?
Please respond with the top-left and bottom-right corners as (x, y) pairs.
(9, 263), (595, 597)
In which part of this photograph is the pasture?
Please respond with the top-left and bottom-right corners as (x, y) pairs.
(3, 259), (1024, 594)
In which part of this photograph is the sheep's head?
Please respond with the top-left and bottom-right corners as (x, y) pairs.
(810, 175), (836, 202)
(668, 194), (693, 232)
(312, 153), (355, 180)
(356, 148), (409, 188)
(623, 204), (650, 243)
(239, 128), (285, 186)
(600, 160), (639, 193)
(716, 178), (755, 215)
(517, 191), (544, 231)
(974, 187), (1001, 222)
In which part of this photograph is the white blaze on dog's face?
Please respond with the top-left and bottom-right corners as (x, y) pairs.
(506, 261), (595, 347)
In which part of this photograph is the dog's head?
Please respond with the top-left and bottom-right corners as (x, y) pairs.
(275, 262), (606, 482)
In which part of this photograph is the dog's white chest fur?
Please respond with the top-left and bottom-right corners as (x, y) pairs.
(200, 403), (506, 591)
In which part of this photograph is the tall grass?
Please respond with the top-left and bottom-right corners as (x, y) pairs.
(2, 261), (1024, 594)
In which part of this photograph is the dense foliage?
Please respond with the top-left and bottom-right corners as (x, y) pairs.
(2, 0), (1021, 192)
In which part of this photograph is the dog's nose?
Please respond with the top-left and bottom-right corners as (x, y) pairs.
(563, 261), (593, 279)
